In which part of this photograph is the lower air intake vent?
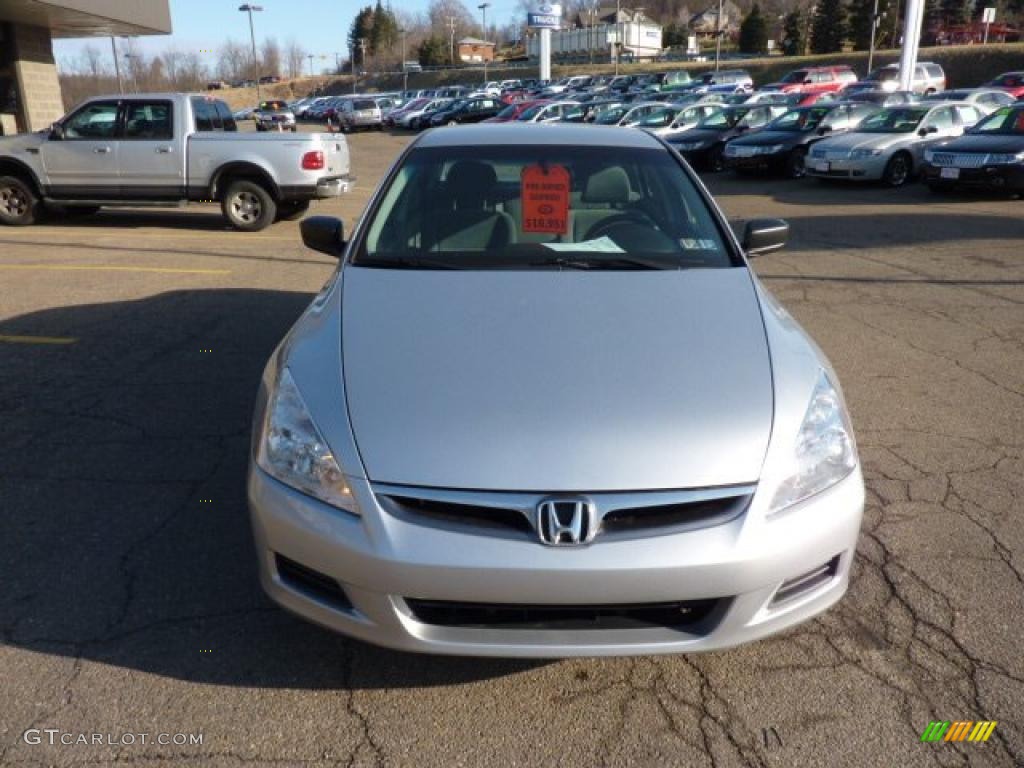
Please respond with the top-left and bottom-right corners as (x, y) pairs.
(275, 554), (353, 612)
(404, 597), (727, 633)
(771, 555), (841, 606)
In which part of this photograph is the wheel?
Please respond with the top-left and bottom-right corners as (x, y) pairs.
(276, 200), (310, 221)
(255, 124), (266, 132)
(221, 179), (277, 231)
(882, 153), (912, 187)
(447, 119), (458, 126)
(0, 175), (41, 226)
(785, 148), (807, 179)
(706, 144), (725, 173)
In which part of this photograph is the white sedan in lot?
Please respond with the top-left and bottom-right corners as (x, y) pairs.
(806, 102), (986, 186)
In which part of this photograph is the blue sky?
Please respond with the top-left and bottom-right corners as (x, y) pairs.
(53, 0), (524, 70)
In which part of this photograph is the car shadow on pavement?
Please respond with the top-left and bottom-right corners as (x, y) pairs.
(43, 208), (235, 231)
(0, 288), (547, 690)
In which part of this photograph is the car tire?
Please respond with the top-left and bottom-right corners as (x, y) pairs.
(276, 200), (310, 221)
(222, 179), (277, 232)
(882, 152), (912, 187)
(785, 148), (807, 179)
(707, 145), (725, 173)
(0, 175), (41, 226)
(447, 120), (458, 126)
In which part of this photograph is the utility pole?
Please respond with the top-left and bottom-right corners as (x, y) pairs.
(449, 16), (457, 66)
(123, 51), (139, 92)
(238, 4), (264, 102)
(358, 38), (368, 85)
(714, 0), (724, 71)
(588, 1), (598, 64)
(110, 37), (124, 94)
(615, 0), (621, 75)
(350, 44), (357, 93)
(307, 53), (315, 77)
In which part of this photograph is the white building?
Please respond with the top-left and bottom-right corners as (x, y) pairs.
(527, 21), (663, 60)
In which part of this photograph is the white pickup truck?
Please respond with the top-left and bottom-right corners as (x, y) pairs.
(0, 93), (351, 231)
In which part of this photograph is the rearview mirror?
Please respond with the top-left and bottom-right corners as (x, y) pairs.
(300, 216), (346, 258)
(742, 219), (789, 257)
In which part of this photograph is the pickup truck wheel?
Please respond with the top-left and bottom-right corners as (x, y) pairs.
(0, 175), (40, 226)
(276, 200), (310, 221)
(222, 180), (277, 231)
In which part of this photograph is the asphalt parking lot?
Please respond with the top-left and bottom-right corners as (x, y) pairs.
(1, 128), (1022, 768)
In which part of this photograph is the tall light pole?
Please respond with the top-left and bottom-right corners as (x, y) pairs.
(614, 0), (621, 75)
(449, 16), (457, 66)
(110, 37), (124, 94)
(123, 52), (139, 92)
(714, 0), (724, 71)
(238, 4), (263, 102)
(307, 53), (315, 77)
(399, 28), (408, 92)
(867, 0), (881, 73)
(478, 4), (490, 83)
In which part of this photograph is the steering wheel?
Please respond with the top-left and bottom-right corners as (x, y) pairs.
(584, 214), (678, 253)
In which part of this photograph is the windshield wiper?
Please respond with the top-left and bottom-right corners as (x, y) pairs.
(353, 256), (460, 270)
(529, 255), (670, 270)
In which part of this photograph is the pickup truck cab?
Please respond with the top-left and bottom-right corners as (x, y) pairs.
(0, 93), (351, 231)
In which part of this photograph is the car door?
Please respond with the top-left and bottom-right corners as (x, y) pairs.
(914, 106), (958, 164)
(39, 99), (121, 198)
(117, 99), (182, 199)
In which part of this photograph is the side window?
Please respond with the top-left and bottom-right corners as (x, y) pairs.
(124, 101), (173, 140)
(924, 107), (954, 132)
(191, 98), (213, 131)
(62, 101), (119, 139)
(214, 101), (238, 131)
(955, 106), (980, 126)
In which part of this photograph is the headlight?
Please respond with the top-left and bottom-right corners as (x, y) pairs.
(256, 367), (357, 513)
(769, 372), (858, 514)
(757, 144), (785, 154)
(987, 152), (1024, 165)
(850, 148), (883, 159)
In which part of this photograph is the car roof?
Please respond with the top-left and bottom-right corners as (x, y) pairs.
(415, 123), (664, 149)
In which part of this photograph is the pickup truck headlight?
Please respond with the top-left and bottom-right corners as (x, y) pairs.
(256, 368), (357, 513)
(986, 152), (1024, 165)
(769, 372), (858, 515)
(850, 148), (883, 159)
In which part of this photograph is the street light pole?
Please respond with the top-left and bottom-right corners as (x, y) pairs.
(615, 0), (621, 75)
(714, 0), (723, 71)
(110, 37), (124, 94)
(478, 3), (490, 84)
(307, 53), (314, 77)
(399, 28), (408, 92)
(867, 0), (880, 73)
(238, 4), (264, 102)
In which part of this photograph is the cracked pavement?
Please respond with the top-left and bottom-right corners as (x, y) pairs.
(1, 130), (1021, 767)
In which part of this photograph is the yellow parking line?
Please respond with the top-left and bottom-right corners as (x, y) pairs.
(0, 334), (77, 345)
(0, 265), (230, 275)
(0, 231), (298, 243)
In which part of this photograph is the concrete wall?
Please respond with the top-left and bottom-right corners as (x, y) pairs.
(12, 23), (62, 131)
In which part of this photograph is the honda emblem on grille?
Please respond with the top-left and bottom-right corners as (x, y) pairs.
(536, 498), (597, 546)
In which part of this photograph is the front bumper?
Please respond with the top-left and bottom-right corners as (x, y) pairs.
(249, 466), (865, 657)
(805, 154), (887, 180)
(724, 150), (788, 172)
(922, 163), (1024, 192)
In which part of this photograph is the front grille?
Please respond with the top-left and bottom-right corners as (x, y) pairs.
(404, 597), (727, 632)
(376, 485), (753, 541)
(929, 152), (986, 168)
(275, 554), (353, 612)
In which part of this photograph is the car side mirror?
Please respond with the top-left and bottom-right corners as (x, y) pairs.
(742, 219), (789, 257)
(919, 125), (937, 136)
(737, 124), (749, 132)
(817, 124), (832, 135)
(300, 216), (346, 258)
(49, 123), (64, 140)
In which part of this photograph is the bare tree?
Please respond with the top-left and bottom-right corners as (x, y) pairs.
(161, 47), (182, 86)
(285, 38), (306, 79)
(80, 44), (106, 80)
(261, 37), (283, 77)
(179, 51), (207, 90)
(217, 39), (248, 81)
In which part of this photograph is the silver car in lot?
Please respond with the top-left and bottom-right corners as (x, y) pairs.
(248, 124), (865, 657)
(806, 102), (986, 186)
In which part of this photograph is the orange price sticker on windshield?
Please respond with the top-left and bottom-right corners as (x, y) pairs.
(521, 164), (570, 234)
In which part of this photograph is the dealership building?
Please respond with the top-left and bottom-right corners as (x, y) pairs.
(0, 0), (171, 134)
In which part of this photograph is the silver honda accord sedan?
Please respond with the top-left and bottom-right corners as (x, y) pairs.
(248, 124), (865, 657)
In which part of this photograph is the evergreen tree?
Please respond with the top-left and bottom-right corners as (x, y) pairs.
(810, 0), (846, 53)
(369, 0), (399, 56)
(348, 7), (374, 66)
(417, 35), (448, 66)
(941, 0), (973, 24)
(849, 0), (890, 50)
(738, 3), (769, 53)
(663, 21), (688, 47)
(782, 9), (805, 55)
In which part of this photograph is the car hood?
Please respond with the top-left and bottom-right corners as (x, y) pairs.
(819, 131), (918, 152)
(341, 268), (773, 491)
(933, 134), (1024, 153)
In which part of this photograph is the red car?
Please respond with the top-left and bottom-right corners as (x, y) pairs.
(484, 99), (548, 123)
(764, 66), (857, 95)
(985, 71), (1024, 99)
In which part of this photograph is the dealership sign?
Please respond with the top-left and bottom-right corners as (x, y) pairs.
(528, 3), (562, 29)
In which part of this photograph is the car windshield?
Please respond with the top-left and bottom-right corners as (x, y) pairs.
(595, 106), (629, 124)
(354, 145), (734, 270)
(867, 68), (899, 82)
(991, 73), (1023, 87)
(769, 107), (831, 131)
(260, 101), (287, 111)
(781, 70), (808, 83)
(495, 104), (517, 119)
(699, 108), (747, 129)
(857, 108), (929, 133)
(967, 107), (1024, 135)
(638, 107), (677, 126)
(516, 104), (546, 120)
